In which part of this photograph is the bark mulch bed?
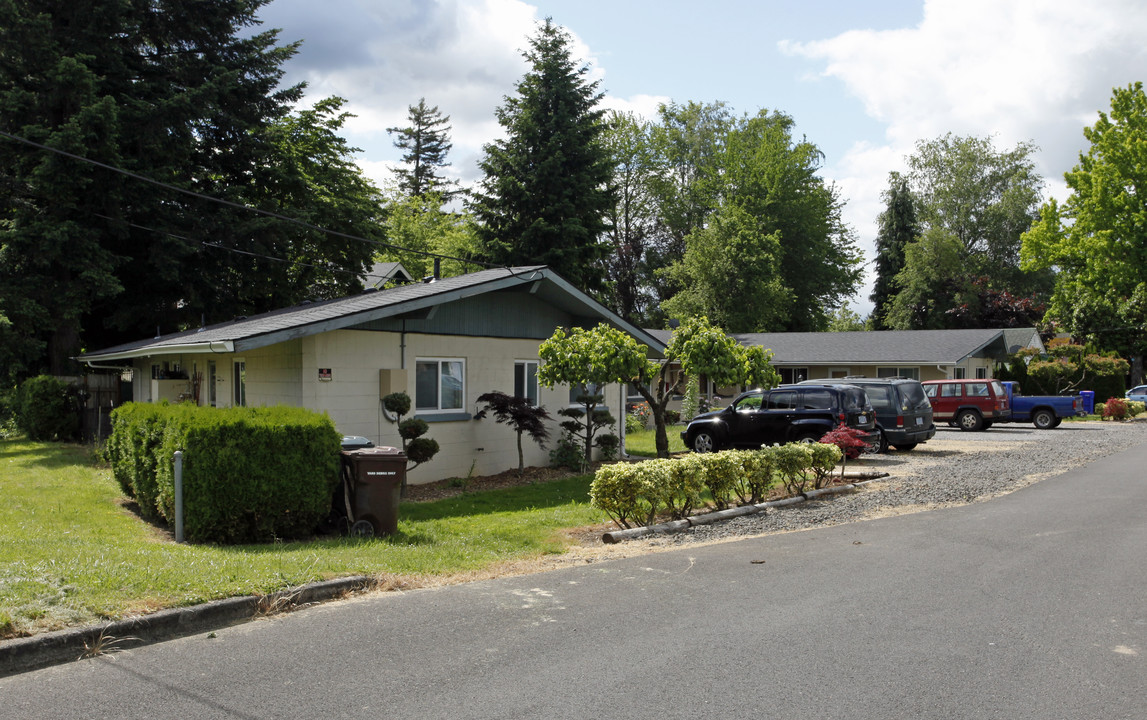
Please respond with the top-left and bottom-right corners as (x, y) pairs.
(402, 464), (599, 503)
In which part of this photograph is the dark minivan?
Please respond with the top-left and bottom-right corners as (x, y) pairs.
(682, 383), (879, 453)
(802, 377), (935, 452)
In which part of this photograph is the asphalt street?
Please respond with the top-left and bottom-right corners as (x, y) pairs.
(2, 441), (1144, 719)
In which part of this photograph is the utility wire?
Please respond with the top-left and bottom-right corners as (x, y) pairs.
(0, 127), (497, 269)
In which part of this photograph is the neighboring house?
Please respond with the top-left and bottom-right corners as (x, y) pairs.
(79, 266), (665, 484)
(363, 261), (415, 289)
(643, 327), (1045, 402)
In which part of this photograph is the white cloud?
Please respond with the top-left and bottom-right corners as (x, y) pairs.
(784, 0), (1147, 196)
(783, 0), (1147, 313)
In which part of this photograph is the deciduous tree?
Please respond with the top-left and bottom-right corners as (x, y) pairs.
(1021, 83), (1147, 384)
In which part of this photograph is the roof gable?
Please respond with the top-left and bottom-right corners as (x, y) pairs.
(82, 267), (666, 362)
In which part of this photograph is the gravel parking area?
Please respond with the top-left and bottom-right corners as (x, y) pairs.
(627, 420), (1147, 549)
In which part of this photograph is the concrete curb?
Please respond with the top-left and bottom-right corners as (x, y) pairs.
(0, 575), (376, 679)
(601, 472), (886, 544)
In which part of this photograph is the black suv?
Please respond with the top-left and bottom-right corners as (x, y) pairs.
(681, 384), (879, 453)
(801, 377), (935, 452)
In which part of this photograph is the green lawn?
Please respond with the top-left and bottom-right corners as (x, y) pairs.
(0, 439), (604, 639)
(624, 426), (688, 457)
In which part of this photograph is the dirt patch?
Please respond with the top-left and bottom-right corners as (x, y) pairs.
(402, 464), (592, 502)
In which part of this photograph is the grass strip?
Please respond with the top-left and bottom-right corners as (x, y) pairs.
(0, 439), (602, 638)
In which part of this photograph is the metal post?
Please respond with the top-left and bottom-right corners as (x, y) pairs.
(174, 451), (184, 543)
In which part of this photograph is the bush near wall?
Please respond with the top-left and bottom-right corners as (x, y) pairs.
(590, 442), (843, 529)
(15, 375), (79, 441)
(107, 403), (341, 543)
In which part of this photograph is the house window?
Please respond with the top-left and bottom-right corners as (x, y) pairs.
(514, 360), (539, 405)
(954, 367), (967, 379)
(877, 367), (920, 380)
(208, 361), (217, 407)
(233, 360), (246, 407)
(416, 358), (465, 411)
(569, 382), (602, 404)
(975, 367), (988, 379)
(779, 367), (808, 384)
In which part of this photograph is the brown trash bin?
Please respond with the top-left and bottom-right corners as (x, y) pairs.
(340, 446), (407, 537)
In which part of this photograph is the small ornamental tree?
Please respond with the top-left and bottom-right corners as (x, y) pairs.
(474, 391), (552, 475)
(382, 392), (439, 493)
(538, 317), (780, 460)
(538, 324), (648, 467)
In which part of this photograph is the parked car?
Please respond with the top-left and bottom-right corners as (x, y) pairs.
(1126, 385), (1147, 404)
(681, 383), (879, 453)
(802, 377), (935, 452)
(921, 379), (1011, 431)
(998, 381), (1086, 429)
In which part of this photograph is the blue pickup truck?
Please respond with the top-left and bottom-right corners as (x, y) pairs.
(999, 381), (1086, 429)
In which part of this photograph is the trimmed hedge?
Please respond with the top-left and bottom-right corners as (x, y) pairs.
(106, 403), (341, 543)
(590, 442), (845, 529)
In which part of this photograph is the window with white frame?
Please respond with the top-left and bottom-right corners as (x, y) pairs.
(877, 366), (920, 380)
(416, 358), (465, 411)
(779, 367), (808, 384)
(954, 367), (967, 379)
(975, 367), (988, 379)
(514, 360), (539, 405)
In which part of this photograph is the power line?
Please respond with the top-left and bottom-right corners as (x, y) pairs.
(0, 128), (497, 270)
(92, 213), (480, 281)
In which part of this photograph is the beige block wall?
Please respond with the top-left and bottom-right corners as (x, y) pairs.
(304, 329), (622, 484)
(126, 329), (624, 485)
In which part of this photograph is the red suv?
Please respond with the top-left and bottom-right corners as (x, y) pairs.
(922, 379), (1011, 431)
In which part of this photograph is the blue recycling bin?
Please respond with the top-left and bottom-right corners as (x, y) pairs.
(1079, 390), (1095, 415)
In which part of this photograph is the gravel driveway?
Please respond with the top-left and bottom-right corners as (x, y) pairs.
(622, 420), (1147, 550)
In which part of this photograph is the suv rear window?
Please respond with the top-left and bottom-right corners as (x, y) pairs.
(842, 387), (868, 410)
(801, 389), (835, 410)
(898, 382), (928, 410)
(864, 386), (894, 410)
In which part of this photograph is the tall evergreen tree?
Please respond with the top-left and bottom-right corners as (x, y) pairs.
(470, 19), (613, 293)
(0, 0), (380, 380)
(386, 98), (457, 199)
(869, 172), (919, 329)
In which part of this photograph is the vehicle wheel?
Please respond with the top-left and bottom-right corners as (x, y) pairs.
(794, 432), (823, 444)
(1050, 417), (1063, 428)
(947, 421), (958, 428)
(876, 432), (890, 453)
(957, 409), (984, 432)
(1032, 409), (1055, 429)
(892, 443), (918, 452)
(981, 421), (993, 429)
(350, 520), (375, 538)
(691, 431), (720, 453)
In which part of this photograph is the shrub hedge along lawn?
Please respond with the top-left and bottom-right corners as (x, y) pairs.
(106, 403), (341, 543)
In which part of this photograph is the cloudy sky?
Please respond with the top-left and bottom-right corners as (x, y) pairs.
(256, 0), (1147, 313)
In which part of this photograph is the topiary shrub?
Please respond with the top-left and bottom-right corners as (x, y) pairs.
(16, 375), (79, 441)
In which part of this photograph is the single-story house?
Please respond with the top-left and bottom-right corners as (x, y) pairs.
(642, 327), (1045, 402)
(79, 266), (665, 484)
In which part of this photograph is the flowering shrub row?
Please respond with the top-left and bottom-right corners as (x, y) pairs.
(1099, 398), (1145, 421)
(590, 442), (843, 529)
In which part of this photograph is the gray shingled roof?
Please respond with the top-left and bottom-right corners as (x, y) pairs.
(737, 329), (1008, 364)
(642, 328), (1021, 365)
(82, 266), (665, 362)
